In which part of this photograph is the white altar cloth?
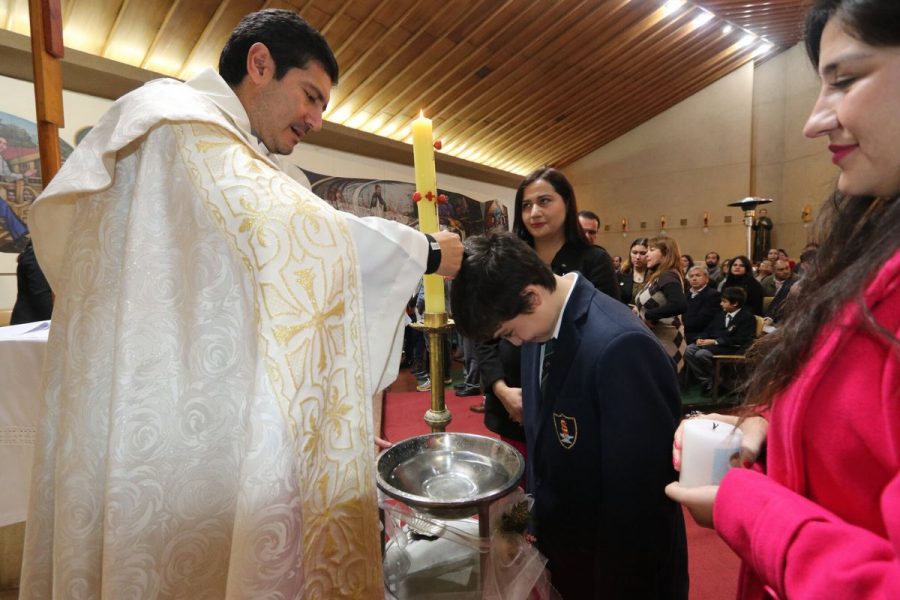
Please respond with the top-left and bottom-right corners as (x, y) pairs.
(0, 320), (49, 526)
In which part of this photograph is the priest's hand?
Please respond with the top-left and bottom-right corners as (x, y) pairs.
(431, 230), (463, 277)
(375, 436), (392, 456)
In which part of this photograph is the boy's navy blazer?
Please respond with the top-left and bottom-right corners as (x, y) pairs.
(701, 306), (757, 353)
(520, 275), (688, 599)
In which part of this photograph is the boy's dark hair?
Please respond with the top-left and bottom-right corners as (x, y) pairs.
(721, 286), (747, 307)
(450, 232), (556, 340)
(219, 9), (339, 86)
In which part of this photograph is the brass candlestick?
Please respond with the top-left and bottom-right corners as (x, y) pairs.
(411, 312), (454, 432)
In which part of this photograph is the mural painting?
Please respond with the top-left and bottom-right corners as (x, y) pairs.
(0, 111), (74, 253)
(304, 170), (506, 239)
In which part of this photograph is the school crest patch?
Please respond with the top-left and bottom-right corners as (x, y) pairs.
(553, 413), (577, 449)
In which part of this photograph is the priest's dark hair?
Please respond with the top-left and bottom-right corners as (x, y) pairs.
(743, 0), (900, 410)
(219, 9), (339, 86)
(512, 167), (589, 248)
(451, 232), (556, 341)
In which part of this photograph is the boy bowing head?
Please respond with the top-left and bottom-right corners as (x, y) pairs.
(451, 232), (688, 600)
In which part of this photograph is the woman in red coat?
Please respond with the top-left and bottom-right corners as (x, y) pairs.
(666, 1), (900, 598)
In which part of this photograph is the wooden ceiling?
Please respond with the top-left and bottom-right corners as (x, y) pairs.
(1, 0), (811, 176)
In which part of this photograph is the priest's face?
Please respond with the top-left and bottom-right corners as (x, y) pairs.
(250, 61), (332, 155)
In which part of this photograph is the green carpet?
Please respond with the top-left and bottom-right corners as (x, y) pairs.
(680, 382), (744, 415)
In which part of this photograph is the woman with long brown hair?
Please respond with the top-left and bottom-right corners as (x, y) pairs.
(634, 236), (687, 371)
(667, 1), (900, 597)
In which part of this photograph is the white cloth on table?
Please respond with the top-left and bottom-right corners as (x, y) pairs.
(22, 70), (426, 599)
(0, 321), (48, 527)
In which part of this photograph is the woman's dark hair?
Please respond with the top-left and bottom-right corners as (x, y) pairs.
(512, 167), (588, 248)
(620, 237), (649, 275)
(219, 9), (339, 86)
(744, 0), (900, 409)
(723, 255), (753, 286)
(804, 0), (900, 67)
(681, 254), (694, 271)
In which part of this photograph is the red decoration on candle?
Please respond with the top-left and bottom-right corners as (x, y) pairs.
(412, 192), (422, 202)
(426, 191), (435, 201)
(433, 140), (442, 150)
(437, 194), (448, 204)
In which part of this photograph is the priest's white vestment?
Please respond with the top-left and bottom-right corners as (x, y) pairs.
(19, 69), (427, 599)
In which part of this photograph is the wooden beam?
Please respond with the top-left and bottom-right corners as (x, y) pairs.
(27, 0), (64, 185)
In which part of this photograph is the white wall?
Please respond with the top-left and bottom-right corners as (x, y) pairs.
(0, 74), (516, 311)
(565, 63), (755, 262)
(565, 45), (833, 264)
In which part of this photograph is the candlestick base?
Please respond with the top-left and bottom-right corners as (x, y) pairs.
(410, 312), (455, 432)
(423, 408), (452, 431)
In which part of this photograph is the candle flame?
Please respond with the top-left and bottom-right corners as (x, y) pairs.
(419, 109), (424, 118)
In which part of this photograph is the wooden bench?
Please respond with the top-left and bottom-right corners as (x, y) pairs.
(710, 315), (765, 402)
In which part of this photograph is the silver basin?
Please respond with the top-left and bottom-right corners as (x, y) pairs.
(377, 433), (524, 520)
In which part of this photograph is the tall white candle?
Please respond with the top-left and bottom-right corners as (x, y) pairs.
(679, 419), (743, 488)
(411, 111), (444, 314)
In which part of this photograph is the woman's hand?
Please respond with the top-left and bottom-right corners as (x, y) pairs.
(665, 482), (718, 528)
(493, 381), (523, 424)
(672, 413), (769, 471)
(668, 412), (768, 527)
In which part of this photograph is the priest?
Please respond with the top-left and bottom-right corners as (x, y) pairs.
(19, 9), (461, 599)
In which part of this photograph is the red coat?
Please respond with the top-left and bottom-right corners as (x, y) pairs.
(714, 249), (900, 600)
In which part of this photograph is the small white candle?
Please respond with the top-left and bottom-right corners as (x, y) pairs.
(679, 419), (743, 487)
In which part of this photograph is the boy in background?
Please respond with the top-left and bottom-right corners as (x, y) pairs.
(684, 286), (757, 395)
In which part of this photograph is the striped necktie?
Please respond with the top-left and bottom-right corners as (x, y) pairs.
(541, 338), (556, 397)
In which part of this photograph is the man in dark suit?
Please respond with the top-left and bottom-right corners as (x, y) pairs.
(451, 232), (688, 600)
(684, 265), (720, 344)
(764, 258), (799, 324)
(10, 239), (53, 325)
(684, 286), (757, 395)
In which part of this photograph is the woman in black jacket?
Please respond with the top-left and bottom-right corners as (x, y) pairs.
(475, 168), (619, 456)
(618, 238), (650, 306)
(721, 254), (765, 315)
